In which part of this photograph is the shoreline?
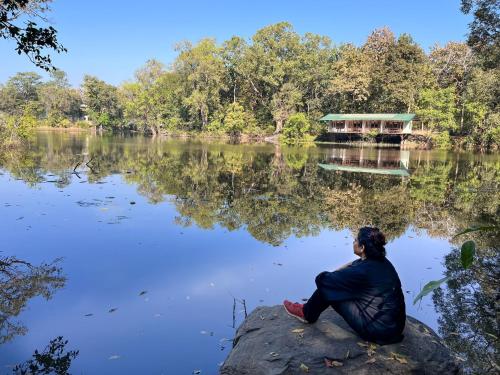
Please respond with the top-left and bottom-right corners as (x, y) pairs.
(32, 127), (495, 151)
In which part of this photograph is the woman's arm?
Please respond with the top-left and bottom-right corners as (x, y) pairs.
(335, 260), (354, 271)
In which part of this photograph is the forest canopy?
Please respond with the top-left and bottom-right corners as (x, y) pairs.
(0, 21), (499, 149)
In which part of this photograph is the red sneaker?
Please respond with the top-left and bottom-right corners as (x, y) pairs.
(283, 300), (308, 323)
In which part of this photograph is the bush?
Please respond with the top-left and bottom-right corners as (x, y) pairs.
(75, 120), (90, 129)
(282, 113), (311, 142)
(223, 102), (246, 136)
(431, 131), (452, 149)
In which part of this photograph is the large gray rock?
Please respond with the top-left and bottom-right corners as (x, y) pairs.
(220, 305), (461, 374)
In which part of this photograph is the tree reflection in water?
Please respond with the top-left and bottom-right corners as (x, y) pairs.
(0, 132), (498, 372)
(0, 257), (65, 344)
(433, 240), (499, 375)
(13, 336), (79, 375)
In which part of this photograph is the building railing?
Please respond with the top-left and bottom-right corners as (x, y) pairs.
(328, 127), (404, 134)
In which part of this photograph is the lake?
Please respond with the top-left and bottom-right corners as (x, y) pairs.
(0, 131), (498, 374)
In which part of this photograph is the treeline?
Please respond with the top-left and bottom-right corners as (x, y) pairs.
(0, 22), (498, 148)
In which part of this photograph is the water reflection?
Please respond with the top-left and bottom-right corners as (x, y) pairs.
(13, 336), (79, 375)
(319, 148), (410, 176)
(0, 257), (65, 344)
(433, 239), (499, 375)
(0, 131), (498, 374)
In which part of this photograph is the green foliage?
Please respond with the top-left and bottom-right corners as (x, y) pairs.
(82, 75), (122, 129)
(223, 102), (246, 135)
(431, 131), (452, 149)
(1, 16), (498, 149)
(460, 0), (500, 68)
(282, 113), (311, 143)
(460, 240), (475, 268)
(414, 224), (498, 305)
(416, 87), (458, 132)
(0, 1), (66, 71)
(413, 276), (451, 305)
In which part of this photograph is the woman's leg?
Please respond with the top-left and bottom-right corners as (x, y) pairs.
(331, 301), (367, 338)
(303, 289), (331, 323)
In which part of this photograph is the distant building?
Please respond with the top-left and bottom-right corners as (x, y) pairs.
(319, 113), (415, 135)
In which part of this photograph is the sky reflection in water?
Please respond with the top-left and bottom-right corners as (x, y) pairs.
(0, 132), (498, 374)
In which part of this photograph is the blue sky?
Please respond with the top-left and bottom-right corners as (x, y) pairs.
(0, 0), (471, 87)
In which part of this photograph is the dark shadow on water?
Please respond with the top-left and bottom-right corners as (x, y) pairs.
(12, 336), (78, 375)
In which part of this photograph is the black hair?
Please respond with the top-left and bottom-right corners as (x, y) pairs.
(357, 226), (387, 260)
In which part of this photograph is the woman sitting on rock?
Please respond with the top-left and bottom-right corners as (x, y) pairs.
(284, 226), (406, 345)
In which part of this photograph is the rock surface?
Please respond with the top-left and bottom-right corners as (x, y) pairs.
(220, 305), (461, 374)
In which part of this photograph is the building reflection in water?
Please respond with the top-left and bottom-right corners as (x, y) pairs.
(319, 147), (410, 177)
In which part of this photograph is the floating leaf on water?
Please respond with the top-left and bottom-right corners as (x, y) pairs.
(108, 355), (120, 360)
(324, 358), (343, 367)
(291, 328), (304, 333)
(299, 363), (309, 372)
(139, 290), (147, 296)
(108, 308), (118, 313)
(192, 370), (201, 374)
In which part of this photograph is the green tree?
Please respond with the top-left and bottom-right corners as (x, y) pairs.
(82, 75), (122, 129)
(460, 0), (500, 68)
(329, 44), (371, 111)
(281, 112), (310, 142)
(377, 34), (433, 112)
(270, 82), (302, 133)
(223, 102), (246, 135)
(0, 72), (43, 115)
(240, 22), (302, 132)
(416, 87), (458, 132)
(174, 39), (226, 129)
(429, 42), (475, 130)
(38, 70), (82, 124)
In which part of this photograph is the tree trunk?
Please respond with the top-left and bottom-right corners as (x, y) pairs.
(460, 103), (465, 133)
(274, 119), (283, 134)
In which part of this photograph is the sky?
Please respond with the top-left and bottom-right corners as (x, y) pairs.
(0, 0), (472, 87)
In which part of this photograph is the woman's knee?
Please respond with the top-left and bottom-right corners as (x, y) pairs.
(315, 271), (328, 286)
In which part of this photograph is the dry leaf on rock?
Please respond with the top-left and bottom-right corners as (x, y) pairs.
(390, 352), (408, 364)
(324, 358), (343, 367)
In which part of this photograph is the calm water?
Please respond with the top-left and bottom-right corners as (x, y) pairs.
(0, 132), (498, 374)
